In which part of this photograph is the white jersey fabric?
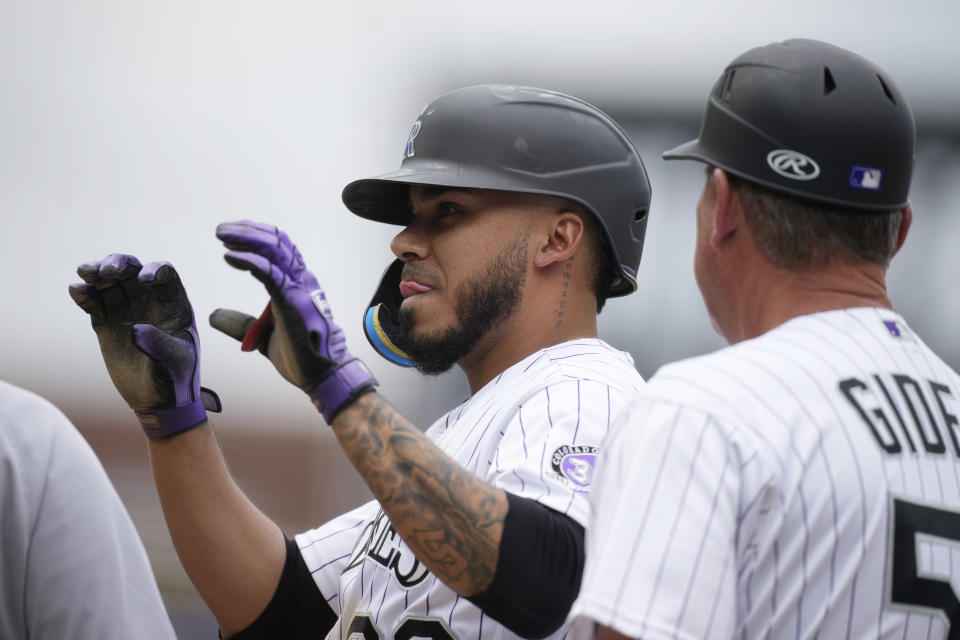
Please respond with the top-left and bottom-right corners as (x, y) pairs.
(296, 338), (645, 639)
(571, 308), (960, 640)
(0, 380), (175, 640)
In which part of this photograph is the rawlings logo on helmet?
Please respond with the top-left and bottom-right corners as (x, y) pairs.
(766, 149), (821, 181)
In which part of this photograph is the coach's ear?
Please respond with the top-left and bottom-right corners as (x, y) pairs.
(709, 168), (740, 250)
(533, 211), (586, 268)
(893, 204), (912, 256)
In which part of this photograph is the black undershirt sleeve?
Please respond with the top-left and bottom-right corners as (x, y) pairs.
(225, 537), (337, 640)
(467, 492), (586, 639)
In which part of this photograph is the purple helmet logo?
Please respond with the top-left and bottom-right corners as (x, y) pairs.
(850, 165), (882, 191)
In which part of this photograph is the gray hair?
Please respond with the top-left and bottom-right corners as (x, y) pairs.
(727, 173), (904, 270)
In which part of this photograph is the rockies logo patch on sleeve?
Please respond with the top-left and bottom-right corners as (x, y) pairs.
(549, 445), (599, 491)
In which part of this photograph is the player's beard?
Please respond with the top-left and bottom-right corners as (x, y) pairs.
(397, 235), (527, 375)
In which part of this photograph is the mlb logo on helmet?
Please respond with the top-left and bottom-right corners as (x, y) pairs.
(849, 166), (882, 191)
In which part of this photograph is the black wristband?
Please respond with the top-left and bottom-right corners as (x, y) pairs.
(467, 492), (586, 639)
(225, 537), (336, 639)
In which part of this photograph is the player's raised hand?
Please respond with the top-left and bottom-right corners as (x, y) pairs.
(211, 220), (376, 422)
(69, 254), (220, 438)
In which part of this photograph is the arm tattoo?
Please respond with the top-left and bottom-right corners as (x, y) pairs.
(331, 392), (507, 595)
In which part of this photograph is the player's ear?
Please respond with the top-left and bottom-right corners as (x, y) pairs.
(892, 203), (912, 257)
(533, 211), (585, 268)
(710, 168), (740, 249)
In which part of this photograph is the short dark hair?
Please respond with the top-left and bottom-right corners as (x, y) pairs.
(562, 200), (616, 313)
(723, 171), (903, 270)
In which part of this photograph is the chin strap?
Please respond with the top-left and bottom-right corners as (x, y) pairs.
(363, 260), (417, 368)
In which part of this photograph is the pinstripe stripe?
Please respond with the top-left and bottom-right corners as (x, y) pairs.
(607, 386), (612, 429)
(466, 411), (500, 471)
(518, 403), (529, 459)
(375, 578), (389, 625)
(449, 594), (459, 626)
(676, 420), (735, 630)
(769, 541), (780, 640)
(340, 570), (362, 614)
(367, 561), (376, 616)
(537, 387), (554, 500)
(426, 575), (434, 615)
(641, 413), (719, 626)
(571, 380), (582, 443)
(705, 547), (735, 640)
(311, 553), (351, 574)
(610, 406), (684, 619)
(300, 520), (365, 551)
(521, 352), (547, 373)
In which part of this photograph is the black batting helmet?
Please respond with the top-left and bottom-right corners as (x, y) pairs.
(343, 84), (652, 297)
(344, 84), (652, 368)
(664, 39), (915, 211)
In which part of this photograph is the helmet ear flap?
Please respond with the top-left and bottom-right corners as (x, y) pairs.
(363, 260), (417, 367)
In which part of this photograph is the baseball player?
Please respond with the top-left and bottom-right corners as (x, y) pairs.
(70, 85), (651, 639)
(0, 379), (175, 639)
(570, 40), (960, 639)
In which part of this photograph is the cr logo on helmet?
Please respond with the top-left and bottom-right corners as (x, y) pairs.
(766, 149), (821, 181)
(403, 120), (422, 160)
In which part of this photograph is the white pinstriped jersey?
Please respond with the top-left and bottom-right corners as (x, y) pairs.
(296, 338), (645, 640)
(570, 308), (960, 640)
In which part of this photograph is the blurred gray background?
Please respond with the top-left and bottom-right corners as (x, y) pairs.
(2, 0), (958, 636)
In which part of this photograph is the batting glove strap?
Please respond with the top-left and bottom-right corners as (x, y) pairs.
(135, 387), (222, 439)
(309, 358), (378, 424)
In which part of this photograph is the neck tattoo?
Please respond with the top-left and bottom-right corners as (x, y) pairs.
(555, 255), (574, 328)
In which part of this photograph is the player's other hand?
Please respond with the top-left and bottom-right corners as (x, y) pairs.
(69, 254), (221, 438)
(210, 220), (376, 423)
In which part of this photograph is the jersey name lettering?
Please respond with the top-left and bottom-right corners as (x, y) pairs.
(344, 509), (429, 588)
(839, 373), (960, 457)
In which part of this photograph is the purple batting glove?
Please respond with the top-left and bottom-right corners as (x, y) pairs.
(69, 254), (221, 438)
(210, 220), (376, 423)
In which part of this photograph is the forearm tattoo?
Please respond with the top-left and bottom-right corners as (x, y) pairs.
(331, 392), (507, 595)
